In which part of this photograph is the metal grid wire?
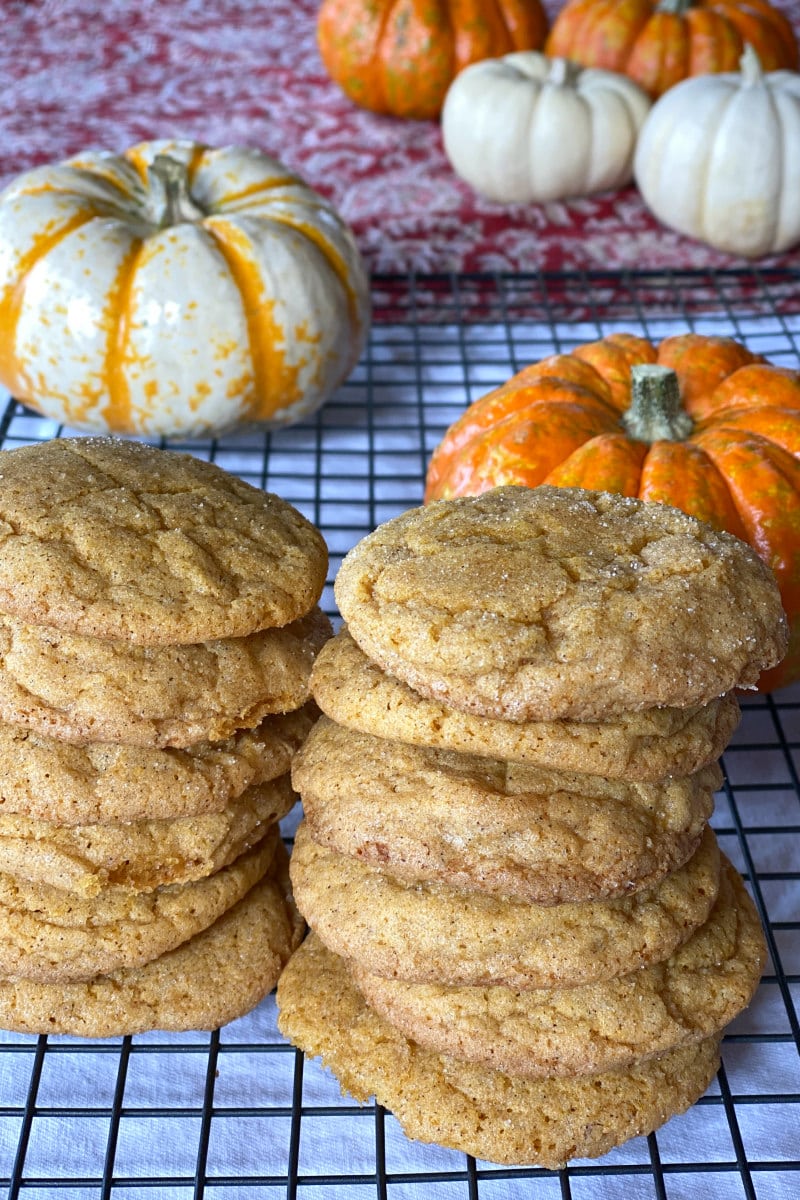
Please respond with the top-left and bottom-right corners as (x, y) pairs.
(0, 268), (798, 1199)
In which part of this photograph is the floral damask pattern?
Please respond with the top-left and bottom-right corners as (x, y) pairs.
(2, 0), (799, 275)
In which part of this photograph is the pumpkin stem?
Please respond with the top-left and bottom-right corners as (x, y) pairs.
(740, 43), (765, 86)
(148, 154), (206, 227)
(655, 0), (693, 13)
(622, 365), (694, 443)
(548, 58), (578, 87)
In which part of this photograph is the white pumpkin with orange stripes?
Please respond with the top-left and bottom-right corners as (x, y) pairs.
(0, 140), (370, 436)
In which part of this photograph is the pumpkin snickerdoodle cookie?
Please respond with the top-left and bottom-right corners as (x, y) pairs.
(0, 607), (331, 747)
(0, 829), (279, 984)
(0, 436), (333, 1037)
(290, 821), (721, 989)
(0, 773), (296, 897)
(0, 705), (315, 826)
(311, 628), (741, 781)
(0, 841), (304, 1037)
(294, 716), (719, 903)
(277, 933), (723, 1169)
(351, 860), (766, 1077)
(334, 486), (787, 721)
(282, 483), (784, 1166)
(0, 437), (328, 644)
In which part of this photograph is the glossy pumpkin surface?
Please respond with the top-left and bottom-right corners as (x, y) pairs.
(546, 0), (798, 97)
(317, 0), (549, 119)
(425, 332), (800, 691)
(0, 140), (371, 438)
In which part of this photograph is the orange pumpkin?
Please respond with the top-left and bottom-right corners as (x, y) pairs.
(317, 0), (549, 120)
(425, 332), (800, 692)
(546, 0), (798, 97)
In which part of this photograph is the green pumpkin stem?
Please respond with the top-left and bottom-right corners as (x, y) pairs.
(622, 364), (694, 442)
(655, 0), (693, 13)
(148, 154), (206, 227)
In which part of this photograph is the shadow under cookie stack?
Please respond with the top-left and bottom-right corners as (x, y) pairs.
(278, 484), (788, 1168)
(0, 437), (331, 1037)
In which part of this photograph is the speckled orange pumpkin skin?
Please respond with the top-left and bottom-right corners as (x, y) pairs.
(317, 0), (549, 119)
(424, 332), (800, 692)
(546, 0), (798, 97)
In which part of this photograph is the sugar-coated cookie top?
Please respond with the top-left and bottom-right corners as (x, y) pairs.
(335, 485), (788, 720)
(0, 437), (327, 644)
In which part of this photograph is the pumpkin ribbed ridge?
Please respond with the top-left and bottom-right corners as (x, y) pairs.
(101, 240), (144, 433)
(0, 208), (97, 398)
(318, 0), (548, 119)
(546, 0), (798, 95)
(201, 219), (282, 421)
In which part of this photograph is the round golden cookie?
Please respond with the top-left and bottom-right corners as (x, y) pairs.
(334, 486), (787, 721)
(0, 842), (304, 1036)
(352, 860), (765, 1077)
(0, 706), (315, 825)
(294, 717), (719, 903)
(311, 629), (741, 781)
(0, 773), (296, 897)
(0, 437), (328, 645)
(276, 933), (722, 1169)
(0, 608), (331, 747)
(0, 830), (278, 983)
(290, 822), (720, 989)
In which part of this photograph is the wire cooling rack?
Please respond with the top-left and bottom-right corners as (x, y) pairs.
(0, 268), (798, 1199)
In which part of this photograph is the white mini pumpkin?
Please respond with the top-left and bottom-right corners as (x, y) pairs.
(634, 46), (800, 258)
(441, 51), (651, 204)
(0, 140), (371, 437)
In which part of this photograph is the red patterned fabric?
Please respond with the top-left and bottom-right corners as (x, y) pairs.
(1, 0), (799, 275)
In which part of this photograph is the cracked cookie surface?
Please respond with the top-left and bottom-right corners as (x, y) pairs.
(352, 861), (765, 1077)
(294, 716), (718, 903)
(0, 609), (331, 747)
(0, 437), (328, 644)
(0, 830), (278, 983)
(290, 822), (720, 989)
(0, 842), (304, 1036)
(0, 705), (315, 824)
(276, 933), (722, 1168)
(0, 773), (296, 896)
(335, 486), (787, 720)
(311, 629), (740, 780)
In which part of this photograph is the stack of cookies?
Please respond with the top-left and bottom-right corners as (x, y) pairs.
(0, 437), (331, 1037)
(278, 485), (787, 1168)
